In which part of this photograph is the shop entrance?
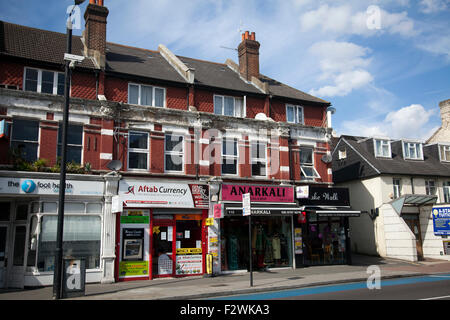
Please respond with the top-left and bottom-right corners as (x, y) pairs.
(0, 202), (29, 288)
(404, 215), (424, 261)
(152, 220), (175, 278)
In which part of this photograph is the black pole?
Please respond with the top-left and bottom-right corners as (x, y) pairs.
(249, 214), (253, 287)
(52, 23), (72, 300)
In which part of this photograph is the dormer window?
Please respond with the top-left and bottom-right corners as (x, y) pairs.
(286, 104), (304, 124)
(439, 144), (450, 162)
(402, 141), (423, 160)
(214, 95), (244, 117)
(374, 139), (391, 158)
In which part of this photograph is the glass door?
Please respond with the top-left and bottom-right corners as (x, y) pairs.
(0, 225), (8, 288)
(152, 221), (174, 277)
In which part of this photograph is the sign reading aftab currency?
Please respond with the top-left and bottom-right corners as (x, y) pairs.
(118, 180), (209, 209)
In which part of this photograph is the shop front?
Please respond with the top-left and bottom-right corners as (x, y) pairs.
(295, 186), (361, 267)
(218, 184), (302, 272)
(114, 179), (209, 281)
(0, 173), (105, 289)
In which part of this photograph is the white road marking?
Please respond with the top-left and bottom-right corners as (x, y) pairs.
(420, 295), (450, 300)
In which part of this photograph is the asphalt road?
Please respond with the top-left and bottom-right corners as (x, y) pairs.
(212, 274), (450, 300)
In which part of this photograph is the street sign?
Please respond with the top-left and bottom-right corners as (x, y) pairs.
(432, 206), (450, 235)
(243, 193), (251, 216)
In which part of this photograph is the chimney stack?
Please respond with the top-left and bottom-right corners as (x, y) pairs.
(439, 99), (450, 128)
(83, 0), (109, 68)
(238, 31), (260, 81)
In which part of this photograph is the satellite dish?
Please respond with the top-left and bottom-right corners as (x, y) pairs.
(106, 160), (122, 171)
(321, 154), (332, 164)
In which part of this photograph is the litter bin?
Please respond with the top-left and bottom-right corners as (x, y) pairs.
(62, 257), (86, 298)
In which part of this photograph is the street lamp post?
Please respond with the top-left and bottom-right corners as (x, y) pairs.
(52, 0), (85, 300)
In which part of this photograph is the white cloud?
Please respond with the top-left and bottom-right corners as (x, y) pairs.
(308, 41), (373, 97)
(299, 4), (416, 37)
(340, 104), (438, 140)
(419, 0), (449, 13)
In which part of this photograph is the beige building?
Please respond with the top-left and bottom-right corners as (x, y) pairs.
(428, 99), (450, 144)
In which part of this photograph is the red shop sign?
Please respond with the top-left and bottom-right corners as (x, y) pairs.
(222, 184), (294, 203)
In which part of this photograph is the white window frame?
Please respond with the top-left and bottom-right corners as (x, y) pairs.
(213, 94), (244, 117)
(127, 131), (149, 171)
(128, 83), (166, 107)
(425, 180), (437, 196)
(286, 104), (304, 124)
(443, 182), (450, 203)
(299, 146), (320, 180)
(23, 67), (64, 95)
(57, 122), (84, 165)
(164, 133), (184, 173)
(393, 178), (401, 199)
(439, 144), (450, 162)
(402, 141), (423, 160)
(221, 138), (239, 176)
(374, 139), (391, 158)
(250, 141), (267, 178)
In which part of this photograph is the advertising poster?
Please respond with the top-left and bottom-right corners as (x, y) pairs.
(432, 206), (450, 235)
(175, 255), (203, 275)
(119, 261), (149, 278)
(294, 228), (303, 254)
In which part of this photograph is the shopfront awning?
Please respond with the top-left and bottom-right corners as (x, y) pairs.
(390, 194), (438, 215)
(223, 203), (302, 216)
(301, 206), (362, 217)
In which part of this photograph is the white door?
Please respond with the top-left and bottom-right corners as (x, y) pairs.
(0, 225), (8, 288)
(8, 224), (27, 288)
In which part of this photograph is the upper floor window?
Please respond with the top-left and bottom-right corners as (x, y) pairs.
(222, 139), (238, 175)
(402, 142), (423, 160)
(444, 182), (450, 203)
(11, 118), (39, 162)
(251, 141), (267, 177)
(128, 131), (149, 170)
(374, 139), (391, 158)
(425, 180), (436, 196)
(286, 104), (304, 124)
(299, 146), (320, 180)
(165, 134), (184, 173)
(393, 178), (401, 199)
(439, 144), (450, 162)
(24, 68), (64, 95)
(214, 95), (244, 117)
(128, 83), (165, 107)
(58, 123), (83, 164)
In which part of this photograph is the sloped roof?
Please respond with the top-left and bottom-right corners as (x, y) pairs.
(0, 20), (329, 105)
(333, 135), (450, 182)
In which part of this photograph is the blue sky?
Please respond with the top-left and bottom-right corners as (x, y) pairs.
(1, 0), (449, 141)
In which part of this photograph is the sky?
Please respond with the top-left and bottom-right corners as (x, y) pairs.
(1, 0), (449, 141)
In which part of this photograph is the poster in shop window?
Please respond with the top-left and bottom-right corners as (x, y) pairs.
(175, 255), (203, 275)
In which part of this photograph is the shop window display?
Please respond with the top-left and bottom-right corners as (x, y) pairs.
(303, 213), (347, 265)
(221, 216), (292, 271)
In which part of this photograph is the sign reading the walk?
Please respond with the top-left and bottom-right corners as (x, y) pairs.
(432, 206), (450, 235)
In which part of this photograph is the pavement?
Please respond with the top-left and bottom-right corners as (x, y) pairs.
(1, 254), (450, 300)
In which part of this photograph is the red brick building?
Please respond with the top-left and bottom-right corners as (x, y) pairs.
(0, 0), (336, 288)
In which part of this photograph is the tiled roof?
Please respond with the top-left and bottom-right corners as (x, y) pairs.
(1, 20), (329, 105)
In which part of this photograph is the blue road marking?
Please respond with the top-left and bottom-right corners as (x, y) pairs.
(211, 274), (450, 300)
